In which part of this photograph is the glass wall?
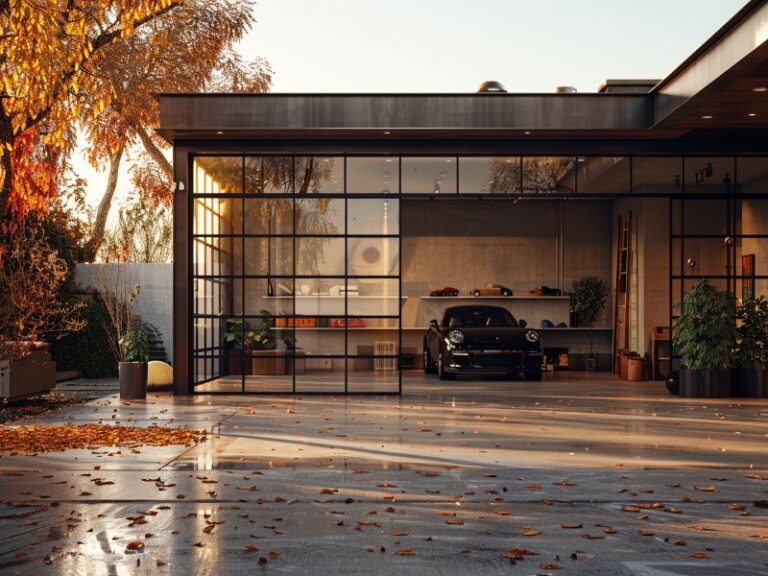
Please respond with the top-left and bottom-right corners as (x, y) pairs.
(190, 153), (768, 392)
(192, 156), (401, 393)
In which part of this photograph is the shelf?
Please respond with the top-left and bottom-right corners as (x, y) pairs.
(269, 295), (407, 299)
(419, 295), (570, 301)
(539, 327), (613, 332)
(271, 327), (424, 331)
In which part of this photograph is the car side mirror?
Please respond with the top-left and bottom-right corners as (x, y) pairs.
(429, 319), (439, 329)
(518, 319), (527, 328)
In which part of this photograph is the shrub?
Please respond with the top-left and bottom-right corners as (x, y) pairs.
(50, 296), (118, 377)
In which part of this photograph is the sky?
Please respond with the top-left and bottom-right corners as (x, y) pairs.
(76, 0), (749, 209)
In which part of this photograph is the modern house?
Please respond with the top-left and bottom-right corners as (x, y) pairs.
(157, 0), (768, 395)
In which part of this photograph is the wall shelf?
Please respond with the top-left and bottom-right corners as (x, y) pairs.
(419, 295), (569, 301)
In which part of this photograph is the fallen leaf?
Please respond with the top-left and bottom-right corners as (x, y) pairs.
(126, 540), (144, 552)
(522, 528), (542, 537)
(503, 549), (539, 559)
(639, 530), (656, 536)
(395, 549), (415, 555)
(690, 552), (709, 558)
(694, 485), (716, 492)
(561, 523), (582, 529)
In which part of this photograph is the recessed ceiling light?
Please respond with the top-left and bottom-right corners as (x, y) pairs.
(524, 130), (531, 135)
(216, 130), (224, 135)
(701, 115), (713, 119)
(748, 112), (757, 117)
(753, 86), (767, 92)
(384, 130), (391, 135)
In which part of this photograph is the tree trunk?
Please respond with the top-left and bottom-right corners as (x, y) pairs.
(82, 144), (125, 262)
(135, 124), (172, 178)
(0, 113), (13, 224)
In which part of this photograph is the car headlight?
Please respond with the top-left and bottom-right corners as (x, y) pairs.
(525, 330), (539, 343)
(448, 330), (464, 344)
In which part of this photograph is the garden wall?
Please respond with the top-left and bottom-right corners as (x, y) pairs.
(75, 264), (173, 363)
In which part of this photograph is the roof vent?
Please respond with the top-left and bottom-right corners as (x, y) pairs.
(555, 86), (577, 93)
(477, 80), (507, 93)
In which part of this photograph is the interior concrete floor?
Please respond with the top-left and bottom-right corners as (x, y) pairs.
(1, 373), (767, 575)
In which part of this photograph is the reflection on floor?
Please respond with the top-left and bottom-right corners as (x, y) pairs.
(194, 371), (401, 393)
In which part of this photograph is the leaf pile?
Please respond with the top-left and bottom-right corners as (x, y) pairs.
(0, 424), (205, 454)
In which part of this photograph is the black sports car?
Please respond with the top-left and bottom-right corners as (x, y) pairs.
(423, 305), (543, 380)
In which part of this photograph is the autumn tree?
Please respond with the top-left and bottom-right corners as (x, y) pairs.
(79, 0), (271, 260)
(0, 0), (186, 233)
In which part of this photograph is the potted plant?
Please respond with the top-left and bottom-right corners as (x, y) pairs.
(570, 275), (608, 370)
(247, 312), (296, 375)
(733, 296), (768, 397)
(673, 279), (736, 397)
(222, 319), (255, 375)
(119, 327), (149, 399)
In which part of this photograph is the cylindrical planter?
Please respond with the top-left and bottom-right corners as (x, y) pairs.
(680, 368), (731, 398)
(731, 369), (768, 398)
(627, 357), (645, 381)
(119, 362), (147, 399)
(619, 354), (629, 380)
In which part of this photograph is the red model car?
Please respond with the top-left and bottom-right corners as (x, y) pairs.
(430, 286), (460, 297)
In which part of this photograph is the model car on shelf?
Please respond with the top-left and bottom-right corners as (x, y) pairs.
(471, 284), (513, 297)
(423, 305), (542, 381)
(429, 286), (460, 297)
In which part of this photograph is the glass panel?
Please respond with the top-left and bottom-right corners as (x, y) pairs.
(243, 278), (294, 316)
(681, 199), (728, 236)
(402, 157), (457, 194)
(633, 157), (683, 194)
(737, 157), (768, 193)
(193, 237), (234, 277)
(741, 199), (768, 301)
(576, 157), (630, 194)
(296, 237), (345, 276)
(522, 157), (575, 194)
(348, 363), (399, 393)
(459, 157), (521, 194)
(244, 237), (293, 276)
(684, 157), (735, 194)
(294, 279), (347, 316)
(243, 345), (294, 393)
(244, 198), (293, 235)
(348, 279), (400, 316)
(296, 199), (345, 235)
(193, 156), (242, 194)
(672, 238), (727, 278)
(293, 328), (345, 356)
(295, 359), (345, 393)
(347, 157), (399, 194)
(295, 157), (344, 193)
(347, 318), (399, 353)
(193, 197), (241, 235)
(347, 237), (400, 276)
(245, 156), (294, 193)
(348, 199), (399, 235)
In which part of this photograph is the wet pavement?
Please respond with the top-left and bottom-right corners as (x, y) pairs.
(1, 373), (767, 575)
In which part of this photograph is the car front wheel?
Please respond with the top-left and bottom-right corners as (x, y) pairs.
(438, 352), (457, 381)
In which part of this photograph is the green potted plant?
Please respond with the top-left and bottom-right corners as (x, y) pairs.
(119, 327), (149, 399)
(246, 312), (296, 375)
(673, 279), (736, 397)
(733, 296), (768, 397)
(570, 275), (609, 370)
(222, 318), (256, 375)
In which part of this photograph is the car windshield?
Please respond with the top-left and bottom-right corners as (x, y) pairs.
(443, 307), (518, 328)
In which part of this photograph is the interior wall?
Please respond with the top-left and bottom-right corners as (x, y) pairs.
(742, 200), (768, 298)
(401, 199), (612, 329)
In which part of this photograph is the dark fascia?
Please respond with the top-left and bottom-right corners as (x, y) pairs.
(155, 92), (654, 143)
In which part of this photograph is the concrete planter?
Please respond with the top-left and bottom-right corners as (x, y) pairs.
(119, 362), (147, 399)
(731, 369), (768, 398)
(680, 368), (731, 398)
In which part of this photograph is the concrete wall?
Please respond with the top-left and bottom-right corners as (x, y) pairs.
(401, 199), (613, 329)
(75, 264), (173, 363)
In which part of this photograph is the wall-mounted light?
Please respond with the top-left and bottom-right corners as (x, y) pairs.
(170, 181), (186, 193)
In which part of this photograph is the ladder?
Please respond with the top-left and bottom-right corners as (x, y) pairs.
(613, 213), (631, 373)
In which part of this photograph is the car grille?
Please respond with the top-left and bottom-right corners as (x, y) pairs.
(474, 353), (523, 368)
